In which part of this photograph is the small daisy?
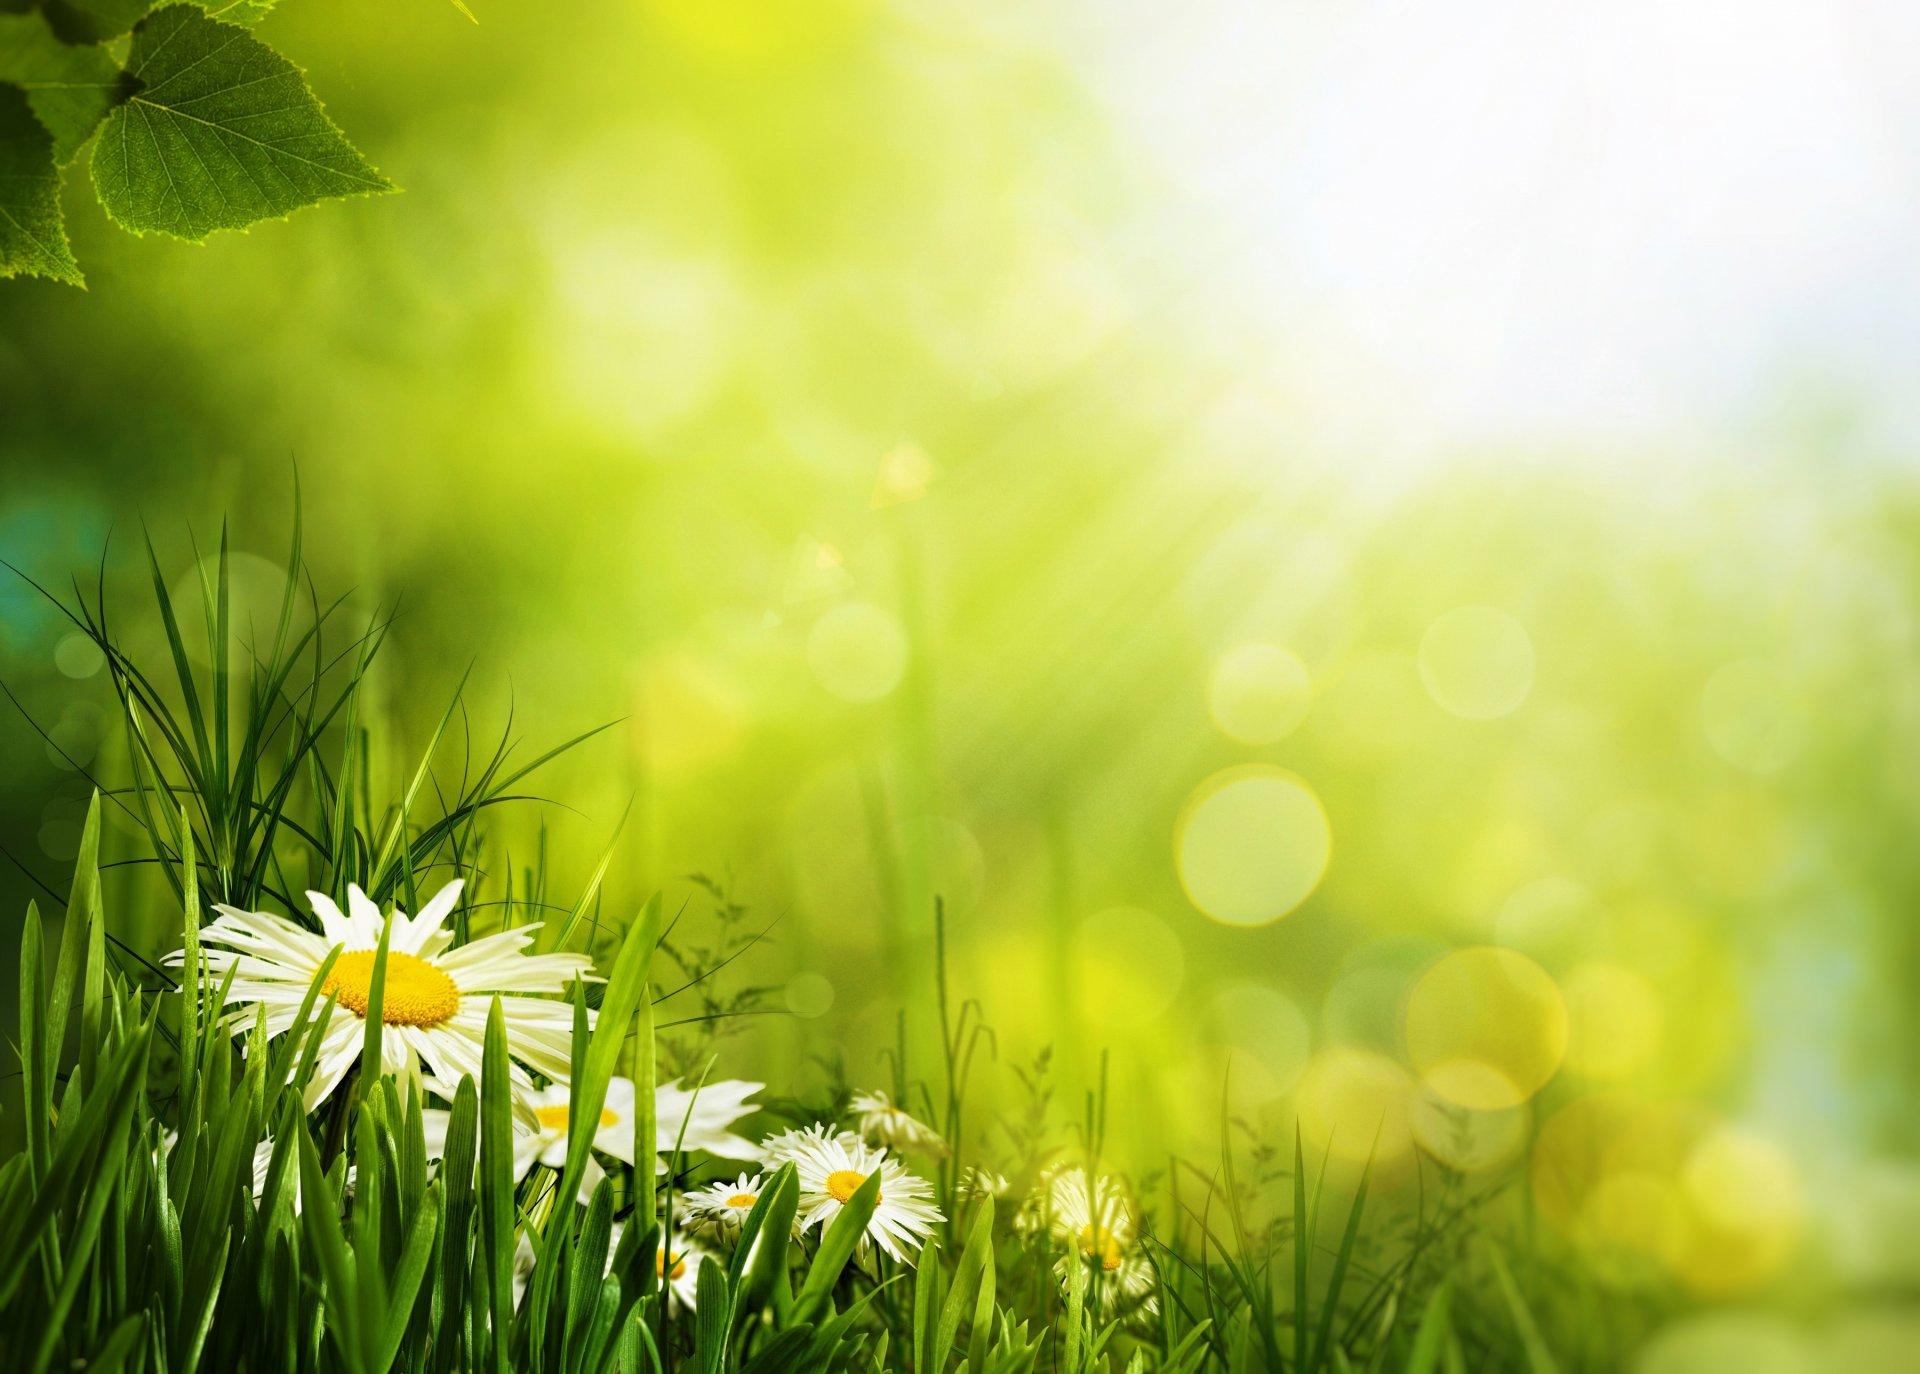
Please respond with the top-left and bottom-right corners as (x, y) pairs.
(958, 1166), (1012, 1201)
(791, 1134), (943, 1265)
(654, 1228), (706, 1311)
(169, 880), (596, 1109)
(513, 1075), (765, 1180)
(684, 1173), (768, 1241)
(850, 1089), (949, 1157)
(1054, 1246), (1159, 1323)
(514, 1221), (676, 1311)
(1027, 1164), (1136, 1254)
(759, 1121), (859, 1165)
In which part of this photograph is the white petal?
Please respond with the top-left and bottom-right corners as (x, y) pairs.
(305, 891), (358, 948)
(435, 930), (537, 976)
(401, 878), (465, 955)
(302, 1019), (364, 1111)
(345, 884), (386, 945)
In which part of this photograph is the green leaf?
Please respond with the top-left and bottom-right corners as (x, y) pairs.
(17, 901), (47, 1169)
(0, 83), (81, 284)
(695, 1256), (731, 1372)
(1405, 1282), (1453, 1374)
(39, 0), (152, 46)
(1484, 1238), (1560, 1374)
(182, 0), (279, 28)
(731, 1162), (797, 1314)
(553, 894), (659, 1233)
(0, 13), (127, 162)
(376, 1180), (441, 1373)
(793, 1169), (880, 1325)
(478, 998), (515, 1374)
(45, 791), (102, 1080)
(90, 5), (394, 242)
(931, 1197), (993, 1372)
(359, 910), (395, 1107)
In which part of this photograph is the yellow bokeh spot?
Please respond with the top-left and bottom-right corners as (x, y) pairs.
(1409, 1072), (1529, 1173)
(1563, 962), (1664, 1080)
(784, 972), (835, 1018)
(1176, 766), (1331, 926)
(1294, 1049), (1413, 1164)
(1531, 1097), (1800, 1295)
(1405, 947), (1566, 1108)
(642, 0), (874, 65)
(1070, 907), (1185, 1024)
(807, 602), (908, 702)
(871, 441), (935, 508)
(1495, 877), (1601, 961)
(1582, 1172), (1691, 1281)
(1532, 1095), (1641, 1234)
(1418, 606), (1535, 720)
(1683, 1126), (1801, 1235)
(633, 652), (745, 773)
(1208, 643), (1312, 745)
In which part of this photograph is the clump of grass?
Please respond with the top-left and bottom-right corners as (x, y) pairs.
(1, 514), (1666, 1372)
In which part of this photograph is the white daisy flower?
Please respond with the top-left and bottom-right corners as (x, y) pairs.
(849, 1089), (949, 1157)
(1054, 1246), (1158, 1323)
(512, 1231), (540, 1309)
(790, 1134), (943, 1265)
(514, 1221), (696, 1312)
(1025, 1164), (1136, 1254)
(654, 1077), (766, 1171)
(511, 1075), (765, 1180)
(684, 1172), (772, 1242)
(169, 880), (596, 1110)
(655, 1229), (706, 1311)
(759, 1121), (860, 1165)
(958, 1166), (1011, 1201)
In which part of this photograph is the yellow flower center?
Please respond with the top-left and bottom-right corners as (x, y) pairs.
(725, 1193), (757, 1209)
(322, 950), (460, 1028)
(658, 1250), (686, 1281)
(826, 1169), (877, 1204)
(1078, 1225), (1124, 1271)
(534, 1104), (620, 1132)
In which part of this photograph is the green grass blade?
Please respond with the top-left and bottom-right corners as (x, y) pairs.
(359, 911), (395, 1105)
(18, 900), (46, 1169)
(1404, 1282), (1452, 1374)
(933, 1196), (994, 1371)
(554, 894), (659, 1232)
(1308, 1170), (1372, 1374)
(1484, 1238), (1559, 1374)
(794, 1169), (881, 1324)
(47, 790), (101, 1090)
(479, 997), (516, 1374)
(370, 667), (471, 886)
(376, 1180), (442, 1372)
(178, 805), (201, 1108)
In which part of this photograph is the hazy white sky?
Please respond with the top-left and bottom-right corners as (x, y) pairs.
(1072, 0), (1920, 466)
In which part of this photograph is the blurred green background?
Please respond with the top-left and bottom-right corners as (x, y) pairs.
(6, 0), (1920, 1348)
